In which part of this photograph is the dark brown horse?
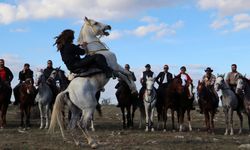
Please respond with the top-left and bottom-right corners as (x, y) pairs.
(19, 78), (36, 128)
(0, 78), (12, 128)
(157, 76), (183, 131)
(178, 80), (195, 132)
(197, 80), (217, 133)
(115, 80), (138, 129)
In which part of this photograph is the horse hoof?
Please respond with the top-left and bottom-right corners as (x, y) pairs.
(145, 129), (149, 132)
(89, 140), (98, 149)
(230, 132), (234, 136)
(91, 128), (95, 132)
(163, 129), (167, 132)
(224, 132), (228, 136)
(151, 128), (155, 132)
(238, 130), (242, 134)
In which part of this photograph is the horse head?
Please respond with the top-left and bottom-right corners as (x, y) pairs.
(172, 76), (183, 94)
(145, 77), (155, 96)
(78, 17), (111, 44)
(35, 69), (45, 86)
(22, 78), (35, 94)
(215, 74), (225, 91)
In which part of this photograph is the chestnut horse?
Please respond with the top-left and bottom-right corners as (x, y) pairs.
(197, 81), (217, 133)
(158, 76), (183, 131)
(0, 78), (12, 128)
(19, 78), (36, 128)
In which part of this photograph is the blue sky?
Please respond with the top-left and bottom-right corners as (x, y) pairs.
(1, 0), (250, 102)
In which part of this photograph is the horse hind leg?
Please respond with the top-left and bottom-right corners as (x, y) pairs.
(224, 108), (229, 135)
(78, 108), (98, 149)
(229, 108), (234, 135)
(38, 103), (44, 129)
(45, 104), (50, 129)
(236, 110), (243, 134)
(187, 110), (192, 131)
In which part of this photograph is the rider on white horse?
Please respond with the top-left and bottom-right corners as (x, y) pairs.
(54, 29), (114, 78)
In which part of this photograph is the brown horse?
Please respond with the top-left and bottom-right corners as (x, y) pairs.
(0, 78), (12, 128)
(115, 80), (138, 129)
(178, 80), (195, 132)
(197, 81), (217, 133)
(19, 78), (36, 128)
(157, 76), (183, 131)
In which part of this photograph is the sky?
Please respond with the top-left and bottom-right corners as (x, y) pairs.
(1, 0), (250, 103)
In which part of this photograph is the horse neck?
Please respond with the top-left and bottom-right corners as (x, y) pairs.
(243, 79), (250, 95)
(94, 74), (110, 90)
(79, 25), (100, 43)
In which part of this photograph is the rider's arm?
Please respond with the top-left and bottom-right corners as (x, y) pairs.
(155, 72), (161, 85)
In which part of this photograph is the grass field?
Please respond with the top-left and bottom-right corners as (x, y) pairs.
(0, 105), (250, 150)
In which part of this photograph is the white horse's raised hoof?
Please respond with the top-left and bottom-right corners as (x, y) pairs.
(151, 128), (155, 132)
(89, 139), (98, 149)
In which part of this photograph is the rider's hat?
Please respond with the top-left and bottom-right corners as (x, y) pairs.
(205, 67), (213, 72)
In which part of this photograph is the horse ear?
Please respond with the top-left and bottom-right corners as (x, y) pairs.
(84, 16), (89, 21)
(198, 80), (200, 84)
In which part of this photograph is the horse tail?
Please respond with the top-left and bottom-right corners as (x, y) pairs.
(96, 103), (102, 117)
(48, 91), (67, 139)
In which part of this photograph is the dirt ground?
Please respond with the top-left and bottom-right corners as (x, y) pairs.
(0, 105), (250, 150)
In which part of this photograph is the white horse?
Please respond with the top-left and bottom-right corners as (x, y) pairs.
(35, 70), (53, 129)
(49, 17), (137, 149)
(214, 74), (243, 135)
(143, 77), (157, 132)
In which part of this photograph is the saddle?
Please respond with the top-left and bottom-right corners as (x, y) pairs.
(70, 68), (103, 79)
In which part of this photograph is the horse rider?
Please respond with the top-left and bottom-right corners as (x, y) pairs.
(199, 67), (219, 113)
(155, 64), (173, 89)
(226, 64), (244, 110)
(43, 60), (58, 102)
(0, 59), (13, 104)
(13, 63), (34, 105)
(139, 64), (156, 102)
(115, 64), (136, 107)
(177, 66), (192, 87)
(54, 29), (114, 78)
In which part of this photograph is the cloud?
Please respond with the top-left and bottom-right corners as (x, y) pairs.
(210, 18), (230, 30)
(9, 28), (28, 32)
(0, 53), (23, 74)
(102, 17), (184, 41)
(198, 0), (250, 32)
(0, 0), (182, 24)
(232, 13), (250, 31)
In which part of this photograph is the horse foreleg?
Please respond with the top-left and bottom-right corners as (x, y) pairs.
(45, 104), (50, 129)
(204, 111), (209, 132)
(229, 108), (234, 135)
(236, 110), (243, 134)
(150, 107), (155, 132)
(211, 112), (215, 134)
(38, 103), (44, 129)
(78, 108), (98, 149)
(144, 104), (149, 132)
(20, 108), (24, 128)
(121, 107), (126, 129)
(179, 110), (184, 132)
(25, 106), (31, 128)
(187, 110), (192, 131)
(126, 106), (132, 128)
(224, 108), (229, 135)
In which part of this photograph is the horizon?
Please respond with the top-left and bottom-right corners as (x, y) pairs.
(1, 0), (250, 103)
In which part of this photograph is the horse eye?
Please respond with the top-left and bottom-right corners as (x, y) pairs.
(94, 22), (98, 25)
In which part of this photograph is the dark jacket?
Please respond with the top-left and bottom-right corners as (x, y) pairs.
(44, 67), (55, 80)
(59, 43), (86, 71)
(129, 71), (136, 81)
(155, 72), (173, 86)
(0, 67), (14, 83)
(19, 69), (34, 83)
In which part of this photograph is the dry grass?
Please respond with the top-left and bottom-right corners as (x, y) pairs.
(0, 105), (250, 150)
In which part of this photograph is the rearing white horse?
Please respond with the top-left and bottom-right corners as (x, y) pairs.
(49, 17), (137, 149)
